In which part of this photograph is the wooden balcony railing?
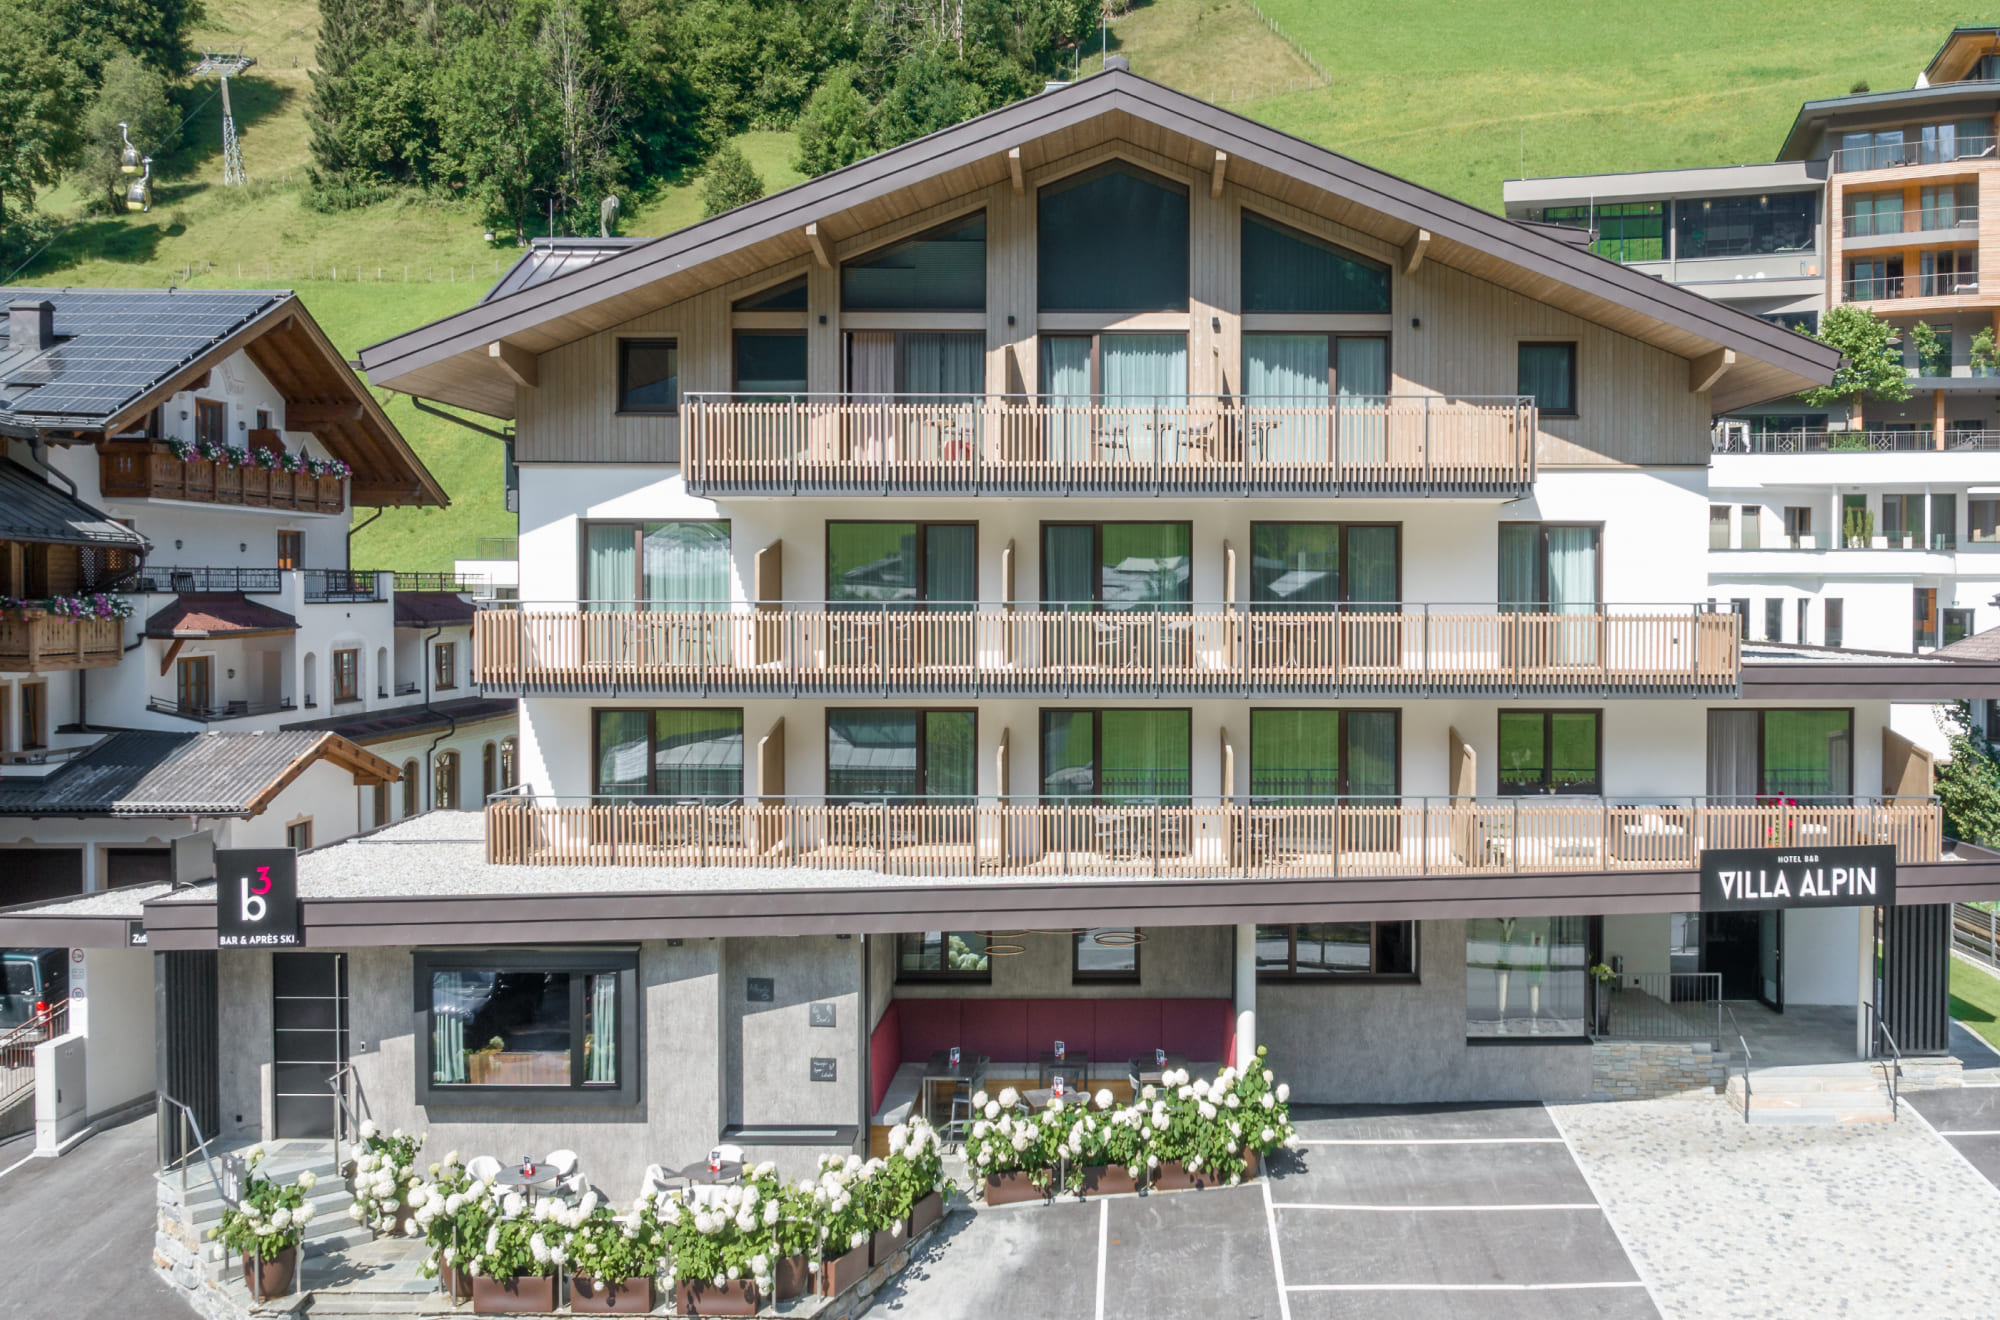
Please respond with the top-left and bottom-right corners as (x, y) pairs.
(99, 443), (346, 514)
(683, 393), (1537, 496)
(485, 794), (1940, 874)
(0, 611), (122, 673)
(475, 603), (1740, 698)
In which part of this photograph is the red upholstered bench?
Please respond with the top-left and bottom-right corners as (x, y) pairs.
(877, 997), (1234, 1076)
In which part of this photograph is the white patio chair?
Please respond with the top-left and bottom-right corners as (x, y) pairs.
(544, 1148), (585, 1196)
(465, 1155), (502, 1182)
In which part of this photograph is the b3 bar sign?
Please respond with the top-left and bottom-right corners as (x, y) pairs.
(1700, 844), (1897, 913)
(215, 848), (303, 947)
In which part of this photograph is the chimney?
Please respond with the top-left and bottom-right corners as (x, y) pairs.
(1104, 54), (1130, 73)
(8, 300), (53, 354)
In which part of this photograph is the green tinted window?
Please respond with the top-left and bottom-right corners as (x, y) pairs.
(1039, 164), (1189, 312)
(842, 214), (986, 310)
(1241, 214), (1391, 313)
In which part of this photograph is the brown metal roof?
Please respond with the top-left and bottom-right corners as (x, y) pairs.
(359, 69), (1839, 417)
(144, 593), (298, 638)
(393, 591), (477, 628)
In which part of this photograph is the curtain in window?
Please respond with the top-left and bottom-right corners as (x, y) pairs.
(1041, 710), (1095, 796)
(1250, 708), (1338, 800)
(1250, 524), (1339, 608)
(584, 973), (617, 1085)
(924, 525), (976, 606)
(1345, 526), (1398, 604)
(1345, 712), (1398, 800)
(1498, 524), (1538, 608)
(1100, 523), (1191, 611)
(430, 974), (471, 1084)
(654, 709), (744, 798)
(586, 524), (636, 606)
(925, 711), (977, 798)
(828, 710), (919, 798)
(902, 332), (984, 399)
(847, 332), (895, 464)
(1545, 526), (1597, 662)
(1041, 336), (1092, 462)
(1043, 525), (1097, 606)
(595, 711), (651, 797)
(1335, 337), (1388, 467)
(1518, 345), (1573, 413)
(1706, 709), (1760, 802)
(642, 522), (729, 610)
(1244, 333), (1328, 465)
(1101, 710), (1190, 801)
(1101, 334), (1187, 463)
(1762, 710), (1852, 801)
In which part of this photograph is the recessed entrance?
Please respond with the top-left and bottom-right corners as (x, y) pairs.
(1700, 909), (1782, 1009)
(272, 952), (348, 1138)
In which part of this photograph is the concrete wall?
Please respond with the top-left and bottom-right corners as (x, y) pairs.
(1258, 919), (1593, 1103)
(1782, 906), (1863, 1007)
(217, 950), (273, 1144)
(1600, 914), (1672, 980)
(721, 935), (861, 1128)
(77, 947), (156, 1116)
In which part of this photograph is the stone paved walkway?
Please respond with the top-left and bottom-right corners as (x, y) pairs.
(1550, 1093), (2000, 1319)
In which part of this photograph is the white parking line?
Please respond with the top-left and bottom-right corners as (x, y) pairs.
(1261, 1173), (1294, 1320)
(1275, 1202), (1601, 1212)
(1093, 1198), (1107, 1320)
(1286, 1282), (1649, 1294)
(1933, 1129), (2000, 1137)
(1294, 1136), (1566, 1146)
(1544, 1102), (1667, 1317)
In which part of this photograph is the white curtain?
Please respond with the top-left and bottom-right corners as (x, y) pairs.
(1335, 337), (1388, 466)
(1102, 334), (1186, 462)
(848, 331), (896, 463)
(431, 976), (470, 1085)
(1706, 710), (1760, 801)
(901, 332), (983, 399)
(1041, 337), (1092, 462)
(585, 973), (617, 1084)
(1244, 333), (1328, 465)
(1546, 526), (1596, 664)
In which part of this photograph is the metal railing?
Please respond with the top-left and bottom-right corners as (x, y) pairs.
(328, 1063), (362, 1177)
(1723, 1003), (1752, 1123)
(117, 566), (284, 594)
(1952, 901), (2000, 970)
(483, 791), (1942, 873)
(1864, 1001), (1903, 1121)
(475, 600), (1741, 699)
(683, 391), (1539, 496)
(472, 537), (519, 561)
(157, 1093), (234, 1205)
(147, 696), (297, 722)
(0, 999), (68, 1111)
(303, 569), (386, 603)
(1846, 271), (1982, 301)
(1713, 429), (2000, 454)
(1832, 134), (1997, 172)
(1589, 972), (1722, 1042)
(1842, 207), (1980, 237)
(388, 571), (486, 593)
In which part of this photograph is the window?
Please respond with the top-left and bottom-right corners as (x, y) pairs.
(416, 948), (640, 1107)
(1919, 247), (1979, 297)
(500, 737), (518, 789)
(433, 641), (457, 691)
(277, 531), (302, 571)
(593, 709), (744, 798)
(1073, 928), (1141, 983)
(332, 649), (359, 704)
(1257, 923), (1416, 979)
(1517, 343), (1576, 416)
(1674, 193), (1815, 256)
(285, 820), (313, 851)
(402, 760), (419, 816)
(1945, 608), (1976, 647)
(1843, 189), (1904, 238)
(1039, 333), (1190, 463)
(175, 656), (212, 716)
(1739, 506), (1761, 551)
(1249, 709), (1398, 800)
(1250, 523), (1399, 607)
(827, 522), (975, 605)
(617, 339), (679, 414)
(846, 331), (983, 399)
(734, 275), (807, 311)
(841, 212), (985, 311)
(1041, 708), (1190, 802)
(826, 709), (975, 799)
(1845, 255), (1900, 301)
(1467, 915), (1588, 1037)
(1973, 498), (2000, 543)
(1038, 162), (1189, 312)
(1042, 522), (1191, 611)
(434, 751), (459, 810)
(582, 521), (730, 606)
(733, 331), (808, 397)
(896, 932), (991, 982)
(1240, 213), (1390, 311)
(1915, 587), (1939, 650)
(1784, 506), (1813, 547)
(1242, 336), (1389, 465)
(195, 398), (228, 447)
(1497, 711), (1600, 795)
(1825, 598), (1844, 648)
(1762, 311), (1819, 333)
(1930, 493), (1958, 550)
(1539, 202), (1666, 263)
(373, 781), (389, 826)
(1498, 523), (1600, 605)
(1764, 598), (1783, 643)
(1730, 598), (1750, 636)
(1842, 494), (1871, 546)
(1709, 506), (1732, 550)
(1707, 709), (1852, 800)
(18, 683), (42, 749)
(482, 742), (497, 800)
(254, 409), (272, 430)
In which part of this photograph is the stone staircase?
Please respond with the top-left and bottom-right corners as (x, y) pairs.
(1725, 1061), (1898, 1125)
(156, 1137), (367, 1308)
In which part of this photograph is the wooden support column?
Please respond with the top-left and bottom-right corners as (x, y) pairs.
(1402, 228), (1431, 275)
(805, 223), (832, 269)
(1934, 386), (1948, 450)
(159, 637), (184, 676)
(1211, 150), (1228, 200)
(487, 340), (538, 389)
(1007, 147), (1023, 196)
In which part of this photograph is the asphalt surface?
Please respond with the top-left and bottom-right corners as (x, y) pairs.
(0, 1112), (180, 1320)
(1905, 1085), (2000, 1189)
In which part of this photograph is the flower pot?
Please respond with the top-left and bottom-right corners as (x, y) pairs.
(910, 1189), (944, 1238)
(983, 1171), (1045, 1205)
(438, 1261), (474, 1302)
(471, 1273), (557, 1314)
(870, 1223), (906, 1268)
(775, 1253), (811, 1301)
(818, 1243), (869, 1298)
(1081, 1165), (1139, 1197)
(1152, 1150), (1258, 1192)
(241, 1245), (298, 1301)
(570, 1274), (655, 1313)
(674, 1276), (760, 1316)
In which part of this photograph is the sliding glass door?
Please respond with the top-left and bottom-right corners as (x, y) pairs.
(826, 709), (976, 800)
(593, 709), (745, 800)
(1250, 708), (1398, 851)
(581, 522), (731, 661)
(1043, 522), (1192, 612)
(1041, 709), (1191, 803)
(1250, 523), (1398, 608)
(1706, 709), (1853, 802)
(1039, 333), (1188, 463)
(1499, 522), (1601, 665)
(1242, 334), (1387, 466)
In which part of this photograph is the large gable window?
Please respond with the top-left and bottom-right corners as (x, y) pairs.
(1038, 163), (1189, 312)
(842, 213), (986, 311)
(1241, 214), (1391, 313)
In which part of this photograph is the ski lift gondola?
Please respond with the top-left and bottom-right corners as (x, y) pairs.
(125, 157), (152, 213)
(118, 122), (141, 175)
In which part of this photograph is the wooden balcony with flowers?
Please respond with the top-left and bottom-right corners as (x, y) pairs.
(0, 594), (129, 672)
(99, 429), (348, 515)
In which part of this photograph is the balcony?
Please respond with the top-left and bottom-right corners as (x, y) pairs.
(1714, 429), (2000, 454)
(475, 603), (1740, 699)
(1841, 271), (1981, 303)
(484, 794), (1940, 874)
(1831, 135), (1997, 173)
(0, 612), (121, 673)
(390, 571), (485, 594)
(118, 566), (285, 594)
(303, 569), (386, 604)
(1839, 208), (1979, 251)
(146, 696), (299, 722)
(682, 393), (1537, 498)
(99, 444), (346, 515)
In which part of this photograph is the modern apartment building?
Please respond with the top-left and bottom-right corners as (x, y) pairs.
(28, 67), (2000, 1179)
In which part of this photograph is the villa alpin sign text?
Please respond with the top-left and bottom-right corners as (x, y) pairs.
(1699, 845), (1898, 913)
(214, 848), (303, 947)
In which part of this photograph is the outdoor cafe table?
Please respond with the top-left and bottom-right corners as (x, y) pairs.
(494, 1164), (560, 1200)
(921, 1050), (982, 1126)
(1038, 1049), (1091, 1090)
(1129, 1052), (1188, 1088)
(673, 1160), (745, 1188)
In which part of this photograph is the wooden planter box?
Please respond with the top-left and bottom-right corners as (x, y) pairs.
(870, 1223), (905, 1268)
(818, 1243), (869, 1298)
(213, 462), (243, 503)
(983, 1170), (1046, 1206)
(1081, 1165), (1140, 1197)
(570, 1274), (654, 1313)
(240, 1245), (298, 1302)
(437, 1261), (474, 1302)
(910, 1189), (944, 1237)
(1152, 1149), (1261, 1192)
(775, 1253), (811, 1301)
(674, 1277), (760, 1316)
(471, 1273), (557, 1313)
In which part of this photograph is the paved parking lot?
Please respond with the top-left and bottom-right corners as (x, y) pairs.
(876, 1103), (1657, 1320)
(1904, 1084), (2000, 1188)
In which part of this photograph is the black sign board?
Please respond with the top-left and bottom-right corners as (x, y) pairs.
(126, 920), (147, 948)
(746, 977), (775, 1003)
(215, 848), (302, 947)
(809, 1057), (837, 1082)
(1700, 845), (1896, 913)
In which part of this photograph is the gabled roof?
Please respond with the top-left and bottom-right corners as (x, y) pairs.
(0, 460), (147, 549)
(1924, 26), (2000, 84)
(0, 288), (449, 508)
(281, 695), (515, 745)
(1775, 82), (2000, 160)
(484, 238), (649, 303)
(0, 730), (397, 817)
(1936, 625), (2000, 663)
(393, 591), (477, 628)
(361, 69), (1838, 417)
(145, 593), (297, 638)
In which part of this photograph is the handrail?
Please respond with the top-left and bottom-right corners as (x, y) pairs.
(157, 1092), (234, 1208)
(0, 1000), (68, 1111)
(1721, 1003), (1752, 1123)
(1865, 1002), (1903, 1121)
(327, 1062), (362, 1175)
